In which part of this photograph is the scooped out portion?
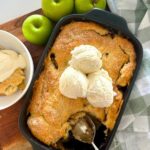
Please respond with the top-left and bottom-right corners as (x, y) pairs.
(0, 49), (26, 96)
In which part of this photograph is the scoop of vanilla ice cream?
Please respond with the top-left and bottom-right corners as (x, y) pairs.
(59, 66), (88, 99)
(69, 45), (102, 74)
(87, 69), (114, 108)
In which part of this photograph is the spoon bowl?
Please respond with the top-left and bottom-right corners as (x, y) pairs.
(72, 115), (99, 150)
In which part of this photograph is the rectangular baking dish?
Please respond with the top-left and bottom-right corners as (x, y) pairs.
(19, 8), (143, 150)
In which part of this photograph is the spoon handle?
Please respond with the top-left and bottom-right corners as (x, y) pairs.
(92, 142), (99, 150)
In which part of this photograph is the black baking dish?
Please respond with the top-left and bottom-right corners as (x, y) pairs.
(19, 9), (143, 150)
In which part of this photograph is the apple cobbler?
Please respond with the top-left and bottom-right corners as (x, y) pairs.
(27, 21), (136, 149)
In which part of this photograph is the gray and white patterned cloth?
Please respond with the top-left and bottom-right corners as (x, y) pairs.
(107, 0), (150, 150)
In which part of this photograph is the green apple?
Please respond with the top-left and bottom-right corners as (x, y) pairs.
(42, 0), (74, 21)
(75, 0), (106, 14)
(22, 14), (53, 45)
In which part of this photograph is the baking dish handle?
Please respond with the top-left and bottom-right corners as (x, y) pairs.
(84, 8), (129, 33)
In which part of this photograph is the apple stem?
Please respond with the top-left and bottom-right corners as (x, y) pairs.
(92, 0), (98, 6)
(53, 0), (59, 3)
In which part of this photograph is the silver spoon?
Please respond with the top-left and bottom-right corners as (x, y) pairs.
(72, 116), (99, 150)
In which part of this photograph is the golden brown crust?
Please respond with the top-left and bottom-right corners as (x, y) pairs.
(104, 88), (123, 129)
(0, 68), (25, 96)
(27, 21), (136, 145)
(114, 36), (136, 86)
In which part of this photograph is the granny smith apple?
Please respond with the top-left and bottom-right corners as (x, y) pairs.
(22, 14), (53, 45)
(75, 0), (106, 14)
(42, 0), (74, 21)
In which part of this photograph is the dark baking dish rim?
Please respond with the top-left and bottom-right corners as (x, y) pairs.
(19, 8), (143, 150)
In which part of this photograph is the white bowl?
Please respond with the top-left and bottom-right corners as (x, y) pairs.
(0, 30), (34, 110)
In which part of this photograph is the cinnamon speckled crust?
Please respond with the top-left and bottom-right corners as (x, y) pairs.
(27, 22), (136, 146)
(0, 68), (25, 96)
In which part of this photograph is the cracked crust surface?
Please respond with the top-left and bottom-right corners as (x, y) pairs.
(27, 22), (136, 146)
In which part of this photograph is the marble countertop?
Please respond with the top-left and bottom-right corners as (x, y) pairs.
(0, 0), (41, 24)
